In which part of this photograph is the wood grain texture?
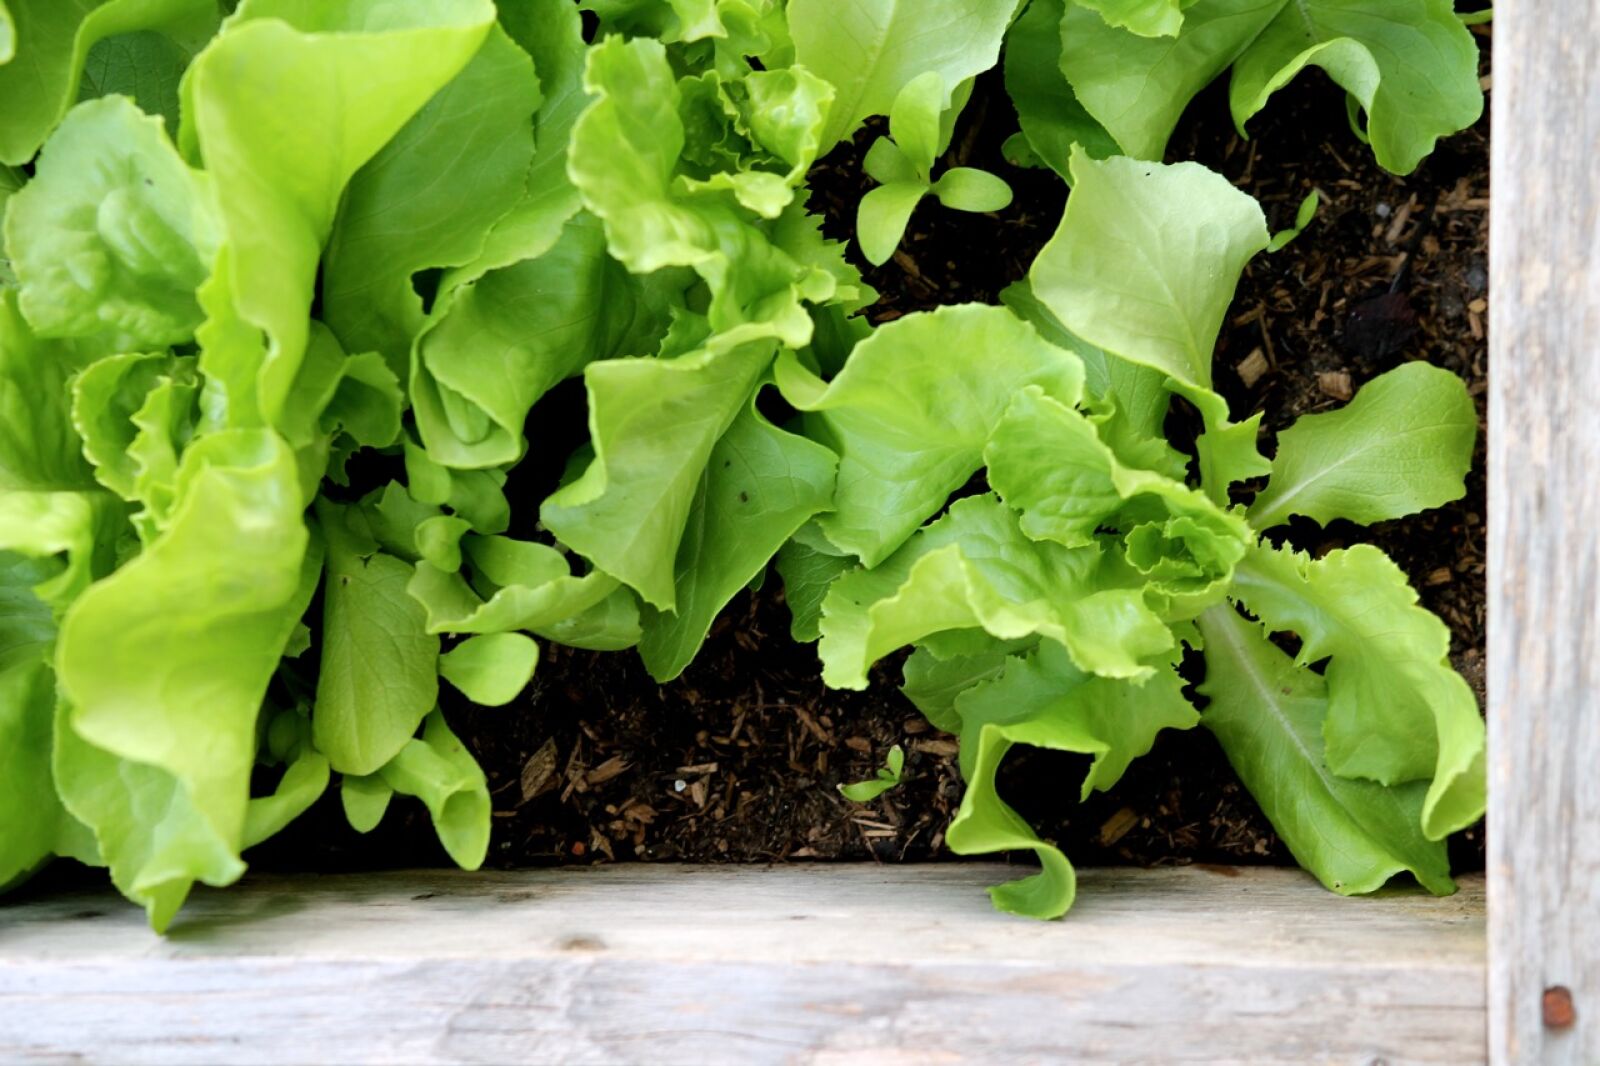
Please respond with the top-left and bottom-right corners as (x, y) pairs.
(0, 865), (1484, 1065)
(1488, 5), (1600, 1064)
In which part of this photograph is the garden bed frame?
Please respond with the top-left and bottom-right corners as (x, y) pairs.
(1, 8), (1594, 1064)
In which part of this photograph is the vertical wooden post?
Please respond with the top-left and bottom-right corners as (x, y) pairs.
(1489, 6), (1600, 1064)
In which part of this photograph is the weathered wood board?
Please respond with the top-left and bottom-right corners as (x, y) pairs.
(0, 864), (1482, 1065)
(1487, 4), (1600, 1065)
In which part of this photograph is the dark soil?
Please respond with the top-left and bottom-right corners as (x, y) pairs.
(254, 25), (1490, 876)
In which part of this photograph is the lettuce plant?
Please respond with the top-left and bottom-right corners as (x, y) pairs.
(787, 150), (1483, 916)
(1005, 0), (1485, 178)
(0, 0), (1486, 927)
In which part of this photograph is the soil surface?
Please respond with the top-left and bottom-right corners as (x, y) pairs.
(255, 25), (1490, 876)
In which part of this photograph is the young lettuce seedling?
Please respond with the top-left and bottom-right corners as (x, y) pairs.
(856, 72), (1013, 266)
(838, 744), (906, 802)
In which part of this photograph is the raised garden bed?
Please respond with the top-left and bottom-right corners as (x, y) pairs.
(0, 1), (1593, 1063)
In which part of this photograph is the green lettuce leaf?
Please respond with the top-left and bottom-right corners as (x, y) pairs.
(775, 536), (855, 644)
(789, 0), (1018, 151)
(1058, 0), (1482, 174)
(1030, 149), (1267, 393)
(1228, 0), (1483, 175)
(638, 393), (837, 681)
(53, 429), (313, 927)
(818, 495), (1172, 689)
(407, 535), (635, 642)
(1028, 149), (1271, 497)
(542, 334), (773, 610)
(4, 95), (218, 353)
(567, 34), (837, 348)
(1001, 0), (1117, 180)
(773, 304), (1084, 566)
(0, 291), (97, 492)
(321, 23), (540, 376)
(1229, 541), (1486, 838)
(986, 386), (1248, 610)
(1249, 361), (1477, 530)
(1197, 604), (1454, 895)
(411, 214), (672, 470)
(185, 0), (496, 433)
(0, 0), (216, 164)
(77, 21), (217, 133)
(1075, 0), (1188, 36)
(946, 641), (1197, 917)
(441, 0), (589, 289)
(437, 632), (539, 707)
(312, 499), (439, 777)
(377, 709), (490, 869)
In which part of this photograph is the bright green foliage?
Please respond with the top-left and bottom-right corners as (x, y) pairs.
(1230, 543), (1484, 839)
(795, 151), (1483, 918)
(1197, 605), (1454, 895)
(855, 73), (1013, 265)
(838, 743), (904, 801)
(1002, 0), (1119, 181)
(789, 0), (1019, 151)
(312, 499), (439, 777)
(1267, 190), (1318, 252)
(1249, 362), (1477, 529)
(0, 0), (218, 164)
(945, 642), (1197, 916)
(1052, 0), (1483, 174)
(775, 304), (1083, 567)
(0, 0), (1485, 929)
(5, 96), (217, 353)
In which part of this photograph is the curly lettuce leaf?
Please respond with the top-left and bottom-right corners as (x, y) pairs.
(1249, 361), (1477, 530)
(53, 429), (313, 928)
(567, 35), (838, 348)
(376, 709), (490, 869)
(946, 641), (1197, 917)
(818, 495), (1172, 689)
(986, 386), (1248, 610)
(70, 352), (197, 516)
(4, 96), (218, 352)
(773, 304), (1084, 567)
(1197, 604), (1454, 895)
(1230, 541), (1485, 838)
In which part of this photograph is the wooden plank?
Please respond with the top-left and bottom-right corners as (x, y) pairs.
(1488, 5), (1600, 1065)
(0, 865), (1482, 1064)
